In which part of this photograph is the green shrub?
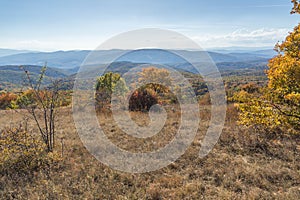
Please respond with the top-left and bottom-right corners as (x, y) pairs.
(95, 72), (128, 109)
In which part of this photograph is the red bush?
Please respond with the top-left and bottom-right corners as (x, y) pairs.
(129, 88), (158, 111)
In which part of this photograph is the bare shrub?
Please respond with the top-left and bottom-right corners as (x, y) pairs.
(15, 65), (62, 152)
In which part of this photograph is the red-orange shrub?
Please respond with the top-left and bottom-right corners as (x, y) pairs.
(0, 92), (17, 109)
(129, 88), (158, 111)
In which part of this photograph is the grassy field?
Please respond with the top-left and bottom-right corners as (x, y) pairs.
(0, 104), (299, 199)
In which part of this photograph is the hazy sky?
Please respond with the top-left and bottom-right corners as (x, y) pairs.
(0, 0), (299, 51)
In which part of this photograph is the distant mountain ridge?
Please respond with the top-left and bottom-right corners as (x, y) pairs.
(0, 48), (36, 57)
(0, 48), (275, 70)
(0, 50), (90, 69)
(0, 48), (276, 90)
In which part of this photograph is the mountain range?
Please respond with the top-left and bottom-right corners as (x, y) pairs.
(0, 48), (276, 69)
(0, 48), (276, 90)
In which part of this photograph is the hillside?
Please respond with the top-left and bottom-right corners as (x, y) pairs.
(0, 65), (68, 90)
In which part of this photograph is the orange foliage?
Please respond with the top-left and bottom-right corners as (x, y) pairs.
(0, 92), (17, 109)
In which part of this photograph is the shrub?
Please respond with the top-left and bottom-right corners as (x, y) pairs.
(11, 89), (71, 109)
(240, 82), (260, 94)
(0, 127), (61, 175)
(95, 72), (128, 109)
(11, 89), (36, 109)
(0, 92), (18, 109)
(129, 88), (158, 111)
(13, 66), (63, 152)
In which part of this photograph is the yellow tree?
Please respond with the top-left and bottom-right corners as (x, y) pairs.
(138, 67), (172, 94)
(234, 1), (300, 134)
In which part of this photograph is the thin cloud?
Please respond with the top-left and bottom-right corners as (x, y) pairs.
(193, 28), (290, 48)
(1, 28), (291, 50)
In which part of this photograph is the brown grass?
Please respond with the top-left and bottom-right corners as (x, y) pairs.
(0, 104), (299, 199)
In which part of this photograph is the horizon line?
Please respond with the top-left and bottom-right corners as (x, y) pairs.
(0, 46), (275, 53)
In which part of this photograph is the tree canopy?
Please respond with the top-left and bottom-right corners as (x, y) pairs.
(233, 1), (300, 134)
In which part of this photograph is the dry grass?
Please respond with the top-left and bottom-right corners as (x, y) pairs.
(0, 104), (299, 199)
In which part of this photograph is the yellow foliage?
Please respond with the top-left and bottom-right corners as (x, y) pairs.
(138, 67), (172, 94)
(284, 92), (300, 104)
(0, 127), (61, 174)
(233, 4), (300, 134)
(291, 0), (300, 14)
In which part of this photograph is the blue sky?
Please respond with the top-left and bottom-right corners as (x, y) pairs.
(0, 0), (299, 51)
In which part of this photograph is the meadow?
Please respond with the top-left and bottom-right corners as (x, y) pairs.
(0, 103), (299, 199)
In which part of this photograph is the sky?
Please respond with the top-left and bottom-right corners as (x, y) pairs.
(0, 0), (299, 51)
